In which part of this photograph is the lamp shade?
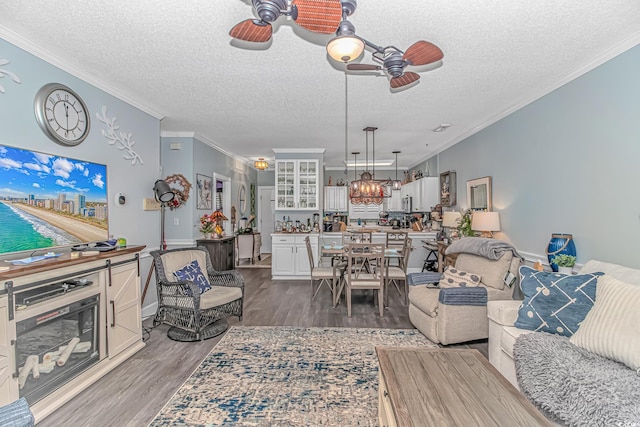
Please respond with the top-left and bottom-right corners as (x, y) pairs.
(472, 211), (501, 237)
(153, 179), (175, 203)
(441, 211), (461, 228)
(211, 210), (228, 221)
(326, 35), (365, 62)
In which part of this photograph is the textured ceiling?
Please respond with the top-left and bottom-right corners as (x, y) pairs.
(1, 1), (639, 170)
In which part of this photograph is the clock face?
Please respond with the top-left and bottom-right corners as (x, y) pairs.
(34, 83), (90, 146)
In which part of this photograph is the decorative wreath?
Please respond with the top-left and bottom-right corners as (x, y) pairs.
(164, 173), (192, 210)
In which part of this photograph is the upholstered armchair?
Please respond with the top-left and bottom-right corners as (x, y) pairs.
(150, 246), (244, 341)
(408, 238), (521, 345)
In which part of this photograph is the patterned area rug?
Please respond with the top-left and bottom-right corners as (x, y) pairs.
(150, 326), (436, 426)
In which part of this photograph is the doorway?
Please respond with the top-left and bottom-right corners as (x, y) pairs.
(213, 173), (231, 236)
(258, 186), (275, 254)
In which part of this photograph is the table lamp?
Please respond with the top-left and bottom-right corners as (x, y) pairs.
(471, 211), (501, 238)
(442, 211), (461, 240)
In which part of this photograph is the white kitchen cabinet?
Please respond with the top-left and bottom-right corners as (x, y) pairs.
(324, 186), (348, 212)
(275, 160), (319, 210)
(384, 189), (403, 212)
(400, 178), (439, 212)
(413, 177), (439, 212)
(271, 234), (319, 279)
(349, 202), (383, 220)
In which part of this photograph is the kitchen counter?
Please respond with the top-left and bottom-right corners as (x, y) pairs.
(318, 229), (437, 273)
(271, 232), (320, 236)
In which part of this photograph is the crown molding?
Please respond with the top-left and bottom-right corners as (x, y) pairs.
(160, 131), (252, 167)
(0, 25), (165, 120)
(272, 148), (326, 154)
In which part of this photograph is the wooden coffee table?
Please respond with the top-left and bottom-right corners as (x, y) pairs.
(376, 347), (552, 426)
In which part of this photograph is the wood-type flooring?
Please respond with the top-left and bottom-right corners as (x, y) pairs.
(39, 267), (487, 427)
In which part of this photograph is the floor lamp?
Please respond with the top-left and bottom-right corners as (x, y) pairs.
(141, 179), (176, 305)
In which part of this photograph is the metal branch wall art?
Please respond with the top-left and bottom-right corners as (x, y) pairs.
(96, 106), (144, 165)
(0, 59), (21, 94)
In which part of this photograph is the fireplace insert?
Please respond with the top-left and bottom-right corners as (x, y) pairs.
(15, 289), (100, 404)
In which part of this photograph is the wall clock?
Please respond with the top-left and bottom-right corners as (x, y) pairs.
(34, 83), (90, 146)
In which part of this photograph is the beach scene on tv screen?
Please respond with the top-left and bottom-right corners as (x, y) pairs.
(0, 145), (109, 255)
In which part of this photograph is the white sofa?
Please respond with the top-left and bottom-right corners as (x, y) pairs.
(487, 259), (640, 388)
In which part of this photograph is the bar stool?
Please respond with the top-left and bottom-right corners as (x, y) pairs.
(422, 240), (438, 272)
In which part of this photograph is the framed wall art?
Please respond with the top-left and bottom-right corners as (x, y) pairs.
(439, 171), (456, 207)
(467, 176), (492, 211)
(196, 173), (213, 210)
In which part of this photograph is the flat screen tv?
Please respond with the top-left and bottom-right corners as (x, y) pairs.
(0, 144), (109, 257)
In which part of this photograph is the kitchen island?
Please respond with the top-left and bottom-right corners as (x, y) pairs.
(272, 229), (437, 279)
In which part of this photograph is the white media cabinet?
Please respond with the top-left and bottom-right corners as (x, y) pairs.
(0, 246), (145, 422)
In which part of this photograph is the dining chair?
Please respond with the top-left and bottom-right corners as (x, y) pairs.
(342, 230), (373, 245)
(306, 236), (345, 304)
(345, 243), (385, 317)
(385, 237), (413, 305)
(385, 231), (408, 267)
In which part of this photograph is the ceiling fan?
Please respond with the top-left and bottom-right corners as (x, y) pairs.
(346, 40), (444, 89)
(229, 0), (343, 43)
(329, 0), (443, 89)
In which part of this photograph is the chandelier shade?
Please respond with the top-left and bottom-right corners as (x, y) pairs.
(349, 127), (390, 205)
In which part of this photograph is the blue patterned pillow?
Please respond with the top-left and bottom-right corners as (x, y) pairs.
(173, 260), (211, 295)
(515, 265), (603, 336)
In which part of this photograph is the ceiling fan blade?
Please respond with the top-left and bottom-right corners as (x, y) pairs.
(390, 72), (420, 89)
(229, 19), (272, 43)
(403, 41), (444, 66)
(346, 64), (382, 71)
(292, 0), (342, 34)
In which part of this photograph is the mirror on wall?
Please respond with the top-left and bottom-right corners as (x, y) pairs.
(466, 176), (492, 211)
(239, 184), (247, 215)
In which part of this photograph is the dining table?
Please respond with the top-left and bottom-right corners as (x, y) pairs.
(320, 244), (402, 308)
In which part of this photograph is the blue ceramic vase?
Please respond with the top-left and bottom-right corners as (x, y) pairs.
(546, 234), (576, 272)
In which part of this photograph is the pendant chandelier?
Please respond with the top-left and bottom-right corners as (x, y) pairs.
(349, 127), (391, 205)
(392, 150), (402, 190)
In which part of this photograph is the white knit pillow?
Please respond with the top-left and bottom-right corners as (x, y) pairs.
(570, 275), (640, 371)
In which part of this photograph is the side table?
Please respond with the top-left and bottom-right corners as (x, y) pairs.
(437, 241), (458, 272)
(196, 236), (236, 271)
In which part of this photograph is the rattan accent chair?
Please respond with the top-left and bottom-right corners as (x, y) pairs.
(150, 246), (244, 341)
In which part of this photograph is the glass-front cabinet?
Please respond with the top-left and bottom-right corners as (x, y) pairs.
(276, 160), (318, 210)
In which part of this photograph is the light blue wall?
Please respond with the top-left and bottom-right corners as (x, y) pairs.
(1, 37), (163, 314)
(257, 170), (275, 187)
(160, 136), (257, 241)
(412, 44), (640, 267)
(0, 38), (162, 252)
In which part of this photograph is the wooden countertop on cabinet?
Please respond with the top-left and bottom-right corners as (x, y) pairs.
(0, 245), (146, 281)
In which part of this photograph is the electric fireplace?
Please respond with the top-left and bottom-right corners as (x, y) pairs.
(14, 279), (101, 405)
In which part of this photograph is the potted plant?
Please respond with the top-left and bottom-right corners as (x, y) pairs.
(199, 213), (215, 238)
(552, 254), (576, 274)
(457, 209), (474, 237)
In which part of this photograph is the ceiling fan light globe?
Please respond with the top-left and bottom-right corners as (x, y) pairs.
(327, 35), (364, 63)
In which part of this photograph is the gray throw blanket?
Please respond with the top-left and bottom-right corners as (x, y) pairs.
(514, 332), (640, 427)
(438, 287), (487, 306)
(445, 237), (523, 261)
